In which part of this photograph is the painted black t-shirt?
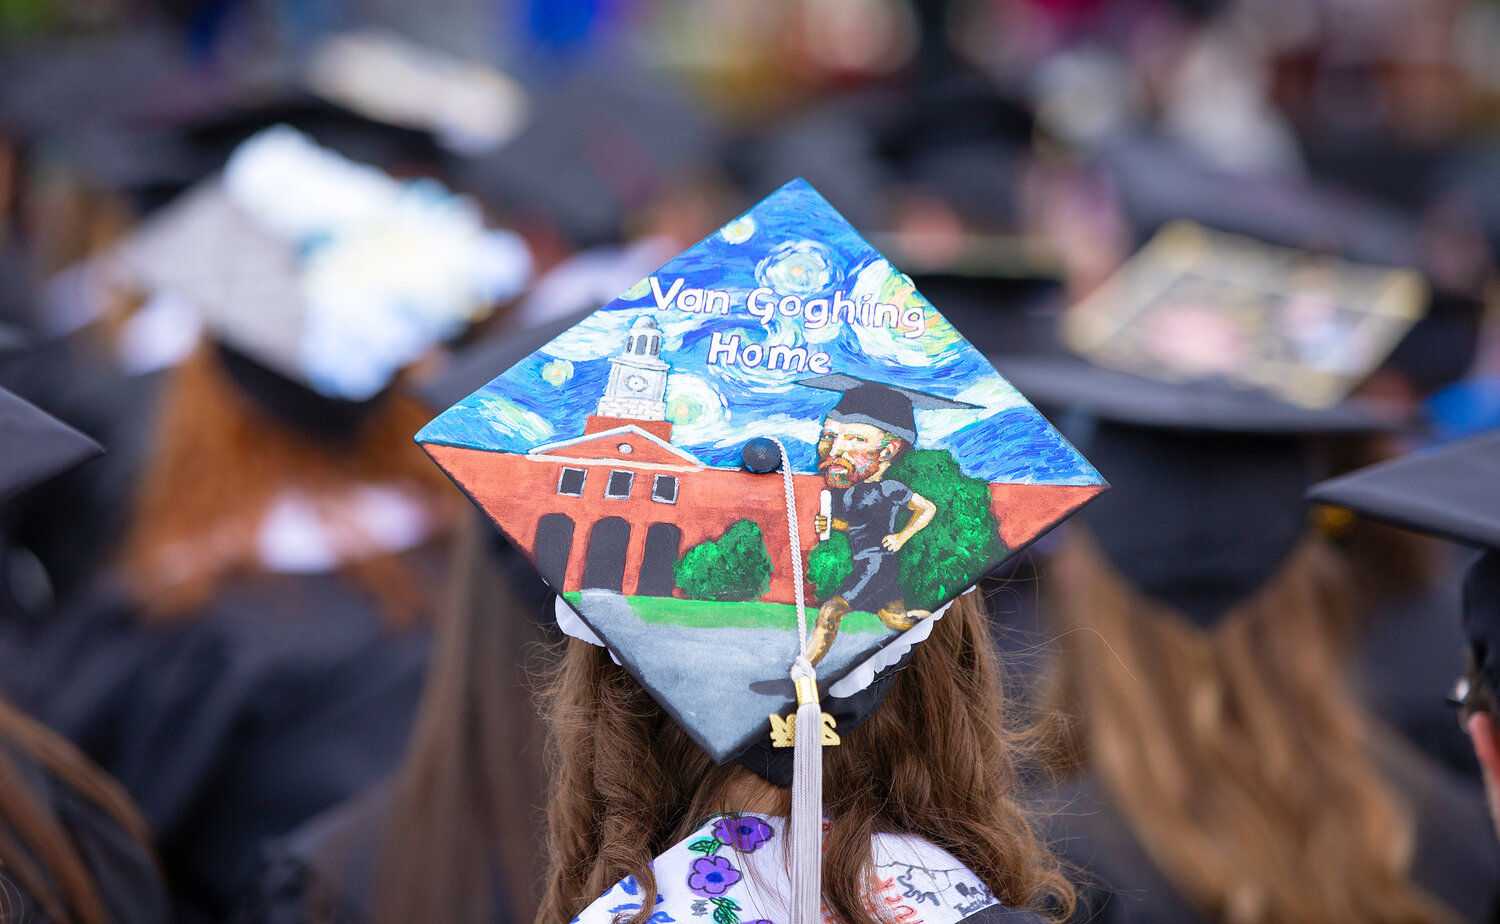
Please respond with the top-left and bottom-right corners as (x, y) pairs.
(834, 478), (914, 553)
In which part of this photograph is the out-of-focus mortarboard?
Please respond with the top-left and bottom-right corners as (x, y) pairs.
(998, 352), (1405, 624)
(1096, 131), (1485, 393)
(443, 71), (717, 247)
(1306, 432), (1500, 694)
(0, 386), (101, 503)
(991, 218), (1417, 622)
(305, 30), (528, 156)
(416, 178), (1105, 769)
(109, 125), (530, 437)
(1063, 221), (1428, 409)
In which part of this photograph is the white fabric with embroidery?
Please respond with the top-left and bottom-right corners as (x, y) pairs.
(571, 814), (1000, 924)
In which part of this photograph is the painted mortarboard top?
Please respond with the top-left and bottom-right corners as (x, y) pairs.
(1307, 431), (1500, 693)
(0, 386), (102, 503)
(417, 178), (1106, 764)
(110, 125), (530, 402)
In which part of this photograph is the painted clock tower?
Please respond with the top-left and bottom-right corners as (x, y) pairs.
(597, 316), (670, 420)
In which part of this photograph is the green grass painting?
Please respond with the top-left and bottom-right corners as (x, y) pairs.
(560, 592), (891, 634)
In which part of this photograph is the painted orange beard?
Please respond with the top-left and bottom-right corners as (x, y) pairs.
(818, 449), (884, 489)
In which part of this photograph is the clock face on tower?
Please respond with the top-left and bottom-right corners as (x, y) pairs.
(624, 374), (649, 393)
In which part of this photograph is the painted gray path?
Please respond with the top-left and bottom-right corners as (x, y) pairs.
(579, 589), (891, 762)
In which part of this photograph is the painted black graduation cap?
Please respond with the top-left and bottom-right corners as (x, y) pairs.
(798, 373), (981, 444)
(1306, 432), (1500, 693)
(994, 353), (1407, 623)
(0, 386), (102, 503)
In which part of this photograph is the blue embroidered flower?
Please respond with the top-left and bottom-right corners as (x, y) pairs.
(687, 855), (741, 897)
(712, 816), (773, 852)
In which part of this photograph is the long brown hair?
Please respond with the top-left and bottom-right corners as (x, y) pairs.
(1043, 531), (1458, 924)
(118, 345), (457, 623)
(0, 698), (157, 924)
(538, 592), (1076, 924)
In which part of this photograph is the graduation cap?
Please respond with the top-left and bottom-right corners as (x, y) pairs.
(798, 373), (980, 444)
(109, 125), (530, 436)
(304, 30), (528, 156)
(993, 313), (1411, 624)
(416, 179), (1105, 918)
(0, 386), (102, 503)
(1096, 131), (1484, 393)
(1306, 432), (1500, 695)
(1062, 221), (1429, 409)
(441, 70), (718, 247)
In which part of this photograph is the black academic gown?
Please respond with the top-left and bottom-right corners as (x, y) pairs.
(1042, 735), (1500, 923)
(0, 734), (171, 923)
(229, 783), (400, 924)
(7, 567), (434, 923)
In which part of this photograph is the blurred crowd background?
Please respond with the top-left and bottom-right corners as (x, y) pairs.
(3, 0), (1500, 922)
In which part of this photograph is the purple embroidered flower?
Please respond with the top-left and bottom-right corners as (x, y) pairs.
(712, 816), (773, 852)
(687, 855), (741, 897)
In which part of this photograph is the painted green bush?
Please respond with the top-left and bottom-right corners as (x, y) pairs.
(674, 518), (774, 602)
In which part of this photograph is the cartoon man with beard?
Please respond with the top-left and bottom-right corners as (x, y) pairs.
(800, 374), (978, 665)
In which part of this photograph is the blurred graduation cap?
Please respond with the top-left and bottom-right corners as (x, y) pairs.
(1063, 221), (1429, 409)
(0, 26), (206, 208)
(0, 26), (186, 145)
(110, 125), (530, 438)
(1096, 131), (1485, 393)
(996, 352), (1406, 624)
(304, 30), (527, 157)
(1306, 432), (1500, 693)
(442, 70), (718, 247)
(991, 220), (1417, 622)
(0, 386), (101, 503)
(415, 178), (1104, 789)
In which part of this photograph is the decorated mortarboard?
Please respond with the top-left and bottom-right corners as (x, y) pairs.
(417, 178), (1104, 762)
(0, 386), (102, 503)
(1062, 220), (1428, 409)
(1306, 432), (1500, 694)
(109, 125), (530, 433)
(418, 180), (1104, 921)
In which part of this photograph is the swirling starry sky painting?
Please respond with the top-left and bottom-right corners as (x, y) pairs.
(418, 179), (1101, 488)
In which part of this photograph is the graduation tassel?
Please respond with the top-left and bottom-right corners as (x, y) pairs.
(768, 438), (823, 924)
(788, 654), (823, 924)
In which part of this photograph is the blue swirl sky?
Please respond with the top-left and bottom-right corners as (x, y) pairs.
(418, 179), (1102, 487)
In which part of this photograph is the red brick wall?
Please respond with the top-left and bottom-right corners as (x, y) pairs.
(422, 444), (1105, 604)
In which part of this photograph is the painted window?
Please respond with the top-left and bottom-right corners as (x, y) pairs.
(652, 474), (678, 504)
(557, 468), (586, 496)
(605, 470), (634, 499)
